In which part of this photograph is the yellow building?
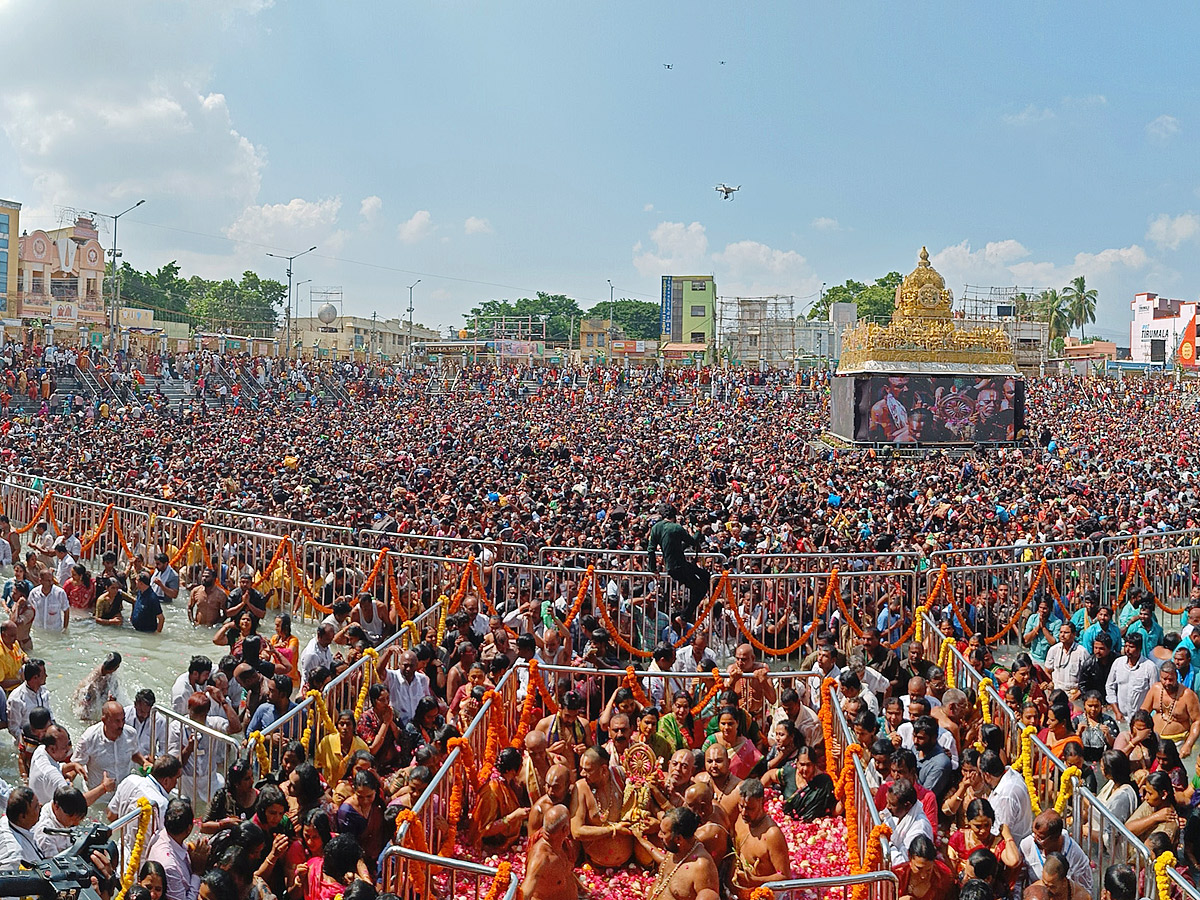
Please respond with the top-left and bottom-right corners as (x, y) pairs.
(0, 199), (19, 317)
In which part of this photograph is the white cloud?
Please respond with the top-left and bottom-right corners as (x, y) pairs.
(464, 216), (492, 235)
(931, 238), (1148, 301)
(1003, 104), (1055, 126)
(811, 217), (840, 231)
(359, 195), (382, 221)
(226, 197), (341, 244)
(0, 2), (273, 231)
(633, 221), (819, 300)
(643, 203), (655, 212)
(397, 210), (433, 244)
(1147, 213), (1200, 251)
(632, 221), (709, 276)
(1147, 114), (1181, 140)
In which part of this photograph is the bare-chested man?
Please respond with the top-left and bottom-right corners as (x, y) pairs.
(731, 778), (792, 899)
(727, 644), (778, 731)
(571, 746), (634, 867)
(522, 804), (578, 900)
(530, 764), (573, 837)
(932, 688), (967, 754)
(633, 806), (721, 900)
(682, 782), (731, 869)
(520, 730), (553, 806)
(666, 749), (696, 805)
(1142, 661), (1200, 756)
(696, 744), (743, 819)
(536, 690), (590, 773)
(188, 568), (228, 627)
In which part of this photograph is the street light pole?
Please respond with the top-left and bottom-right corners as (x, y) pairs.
(294, 279), (311, 354)
(266, 245), (316, 360)
(94, 199), (145, 351)
(407, 279), (420, 366)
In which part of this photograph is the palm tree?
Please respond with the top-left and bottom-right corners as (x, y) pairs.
(1038, 289), (1071, 342)
(1062, 275), (1098, 339)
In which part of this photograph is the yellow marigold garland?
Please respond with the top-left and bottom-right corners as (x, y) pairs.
(113, 796), (154, 900)
(978, 677), (993, 724)
(434, 593), (451, 645)
(1155, 850), (1176, 900)
(913, 604), (926, 643)
(249, 730), (271, 774)
(299, 689), (337, 748)
(1019, 725), (1040, 815)
(352, 647), (379, 719)
(1054, 765), (1081, 815)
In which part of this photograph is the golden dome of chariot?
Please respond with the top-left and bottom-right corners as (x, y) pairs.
(894, 246), (953, 319)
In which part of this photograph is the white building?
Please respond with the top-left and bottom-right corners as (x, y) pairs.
(1130, 292), (1195, 365)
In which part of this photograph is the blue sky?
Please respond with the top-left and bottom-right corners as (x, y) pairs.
(2, 1), (1198, 341)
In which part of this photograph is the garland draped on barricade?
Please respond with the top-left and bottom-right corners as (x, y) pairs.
(78, 502), (137, 560)
(353, 647), (379, 719)
(11, 490), (59, 536)
(937, 637), (956, 690)
(921, 559), (1070, 646)
(300, 689), (338, 749)
(248, 730), (271, 774)
(113, 796), (154, 900)
(483, 861), (516, 900)
(1156, 850), (1177, 900)
(818, 677), (836, 762)
(1014, 724), (1041, 815)
(442, 736), (476, 856)
(1117, 547), (1184, 615)
(394, 809), (430, 894)
(728, 569), (840, 657)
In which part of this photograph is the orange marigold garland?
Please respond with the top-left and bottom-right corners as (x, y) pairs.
(475, 692), (507, 789)
(690, 668), (725, 717)
(441, 737), (476, 856)
(818, 677), (837, 767)
(625, 666), (652, 708)
(483, 861), (514, 900)
(394, 809), (429, 891)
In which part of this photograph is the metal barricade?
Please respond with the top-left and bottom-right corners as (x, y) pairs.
(736, 551), (918, 575)
(147, 704), (243, 812)
(403, 666), (519, 856)
(320, 601), (443, 720)
(1098, 527), (1200, 560)
(1168, 866), (1200, 900)
(760, 873), (898, 900)
(1113, 545), (1200, 632)
(380, 844), (520, 900)
(252, 695), (314, 776)
(539, 545), (729, 569)
(1073, 784), (1156, 897)
(924, 557), (1106, 645)
(929, 539), (1091, 568)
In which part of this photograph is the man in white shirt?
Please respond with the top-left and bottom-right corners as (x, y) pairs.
(0, 787), (42, 868)
(880, 778), (934, 866)
(72, 701), (139, 802)
(171, 657), (213, 716)
(298, 623), (336, 690)
(1045, 622), (1089, 698)
(671, 634), (710, 677)
(980, 750), (1034, 842)
(143, 797), (208, 900)
(30, 725), (113, 807)
(33, 785), (87, 858)
(126, 688), (167, 761)
(1106, 633), (1160, 723)
(7, 659), (49, 742)
(107, 754), (181, 852)
(168, 691), (241, 797)
(379, 647), (430, 725)
(1019, 809), (1093, 892)
(52, 543), (75, 585)
(647, 644), (679, 709)
(29, 569), (68, 633)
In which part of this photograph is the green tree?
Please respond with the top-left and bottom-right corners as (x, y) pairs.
(1012, 292), (1037, 317)
(464, 293), (584, 344)
(584, 298), (661, 340)
(1061, 275), (1098, 339)
(1037, 289), (1071, 342)
(807, 272), (900, 322)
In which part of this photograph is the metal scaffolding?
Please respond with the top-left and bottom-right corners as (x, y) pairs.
(718, 294), (797, 368)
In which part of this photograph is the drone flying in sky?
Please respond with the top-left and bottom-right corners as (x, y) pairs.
(715, 184), (740, 200)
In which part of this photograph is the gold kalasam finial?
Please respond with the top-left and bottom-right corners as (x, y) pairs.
(918, 246), (930, 266)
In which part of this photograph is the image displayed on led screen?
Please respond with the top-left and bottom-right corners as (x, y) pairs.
(853, 374), (1024, 444)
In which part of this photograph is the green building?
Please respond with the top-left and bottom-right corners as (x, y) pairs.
(660, 274), (715, 364)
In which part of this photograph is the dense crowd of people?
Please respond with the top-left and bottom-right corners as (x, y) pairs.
(0, 349), (1192, 899)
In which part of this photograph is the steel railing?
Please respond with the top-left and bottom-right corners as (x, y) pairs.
(147, 704), (243, 811)
(380, 843), (520, 900)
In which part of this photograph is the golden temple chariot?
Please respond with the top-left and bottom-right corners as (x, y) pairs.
(838, 247), (1016, 370)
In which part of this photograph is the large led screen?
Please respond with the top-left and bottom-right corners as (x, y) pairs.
(852, 374), (1024, 444)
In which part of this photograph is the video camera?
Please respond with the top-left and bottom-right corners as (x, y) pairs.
(0, 823), (119, 899)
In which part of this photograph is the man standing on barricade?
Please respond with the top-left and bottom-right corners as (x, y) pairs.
(648, 506), (711, 621)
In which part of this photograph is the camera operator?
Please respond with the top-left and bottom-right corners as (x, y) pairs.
(0, 787), (42, 866)
(33, 784), (87, 857)
(143, 797), (209, 900)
